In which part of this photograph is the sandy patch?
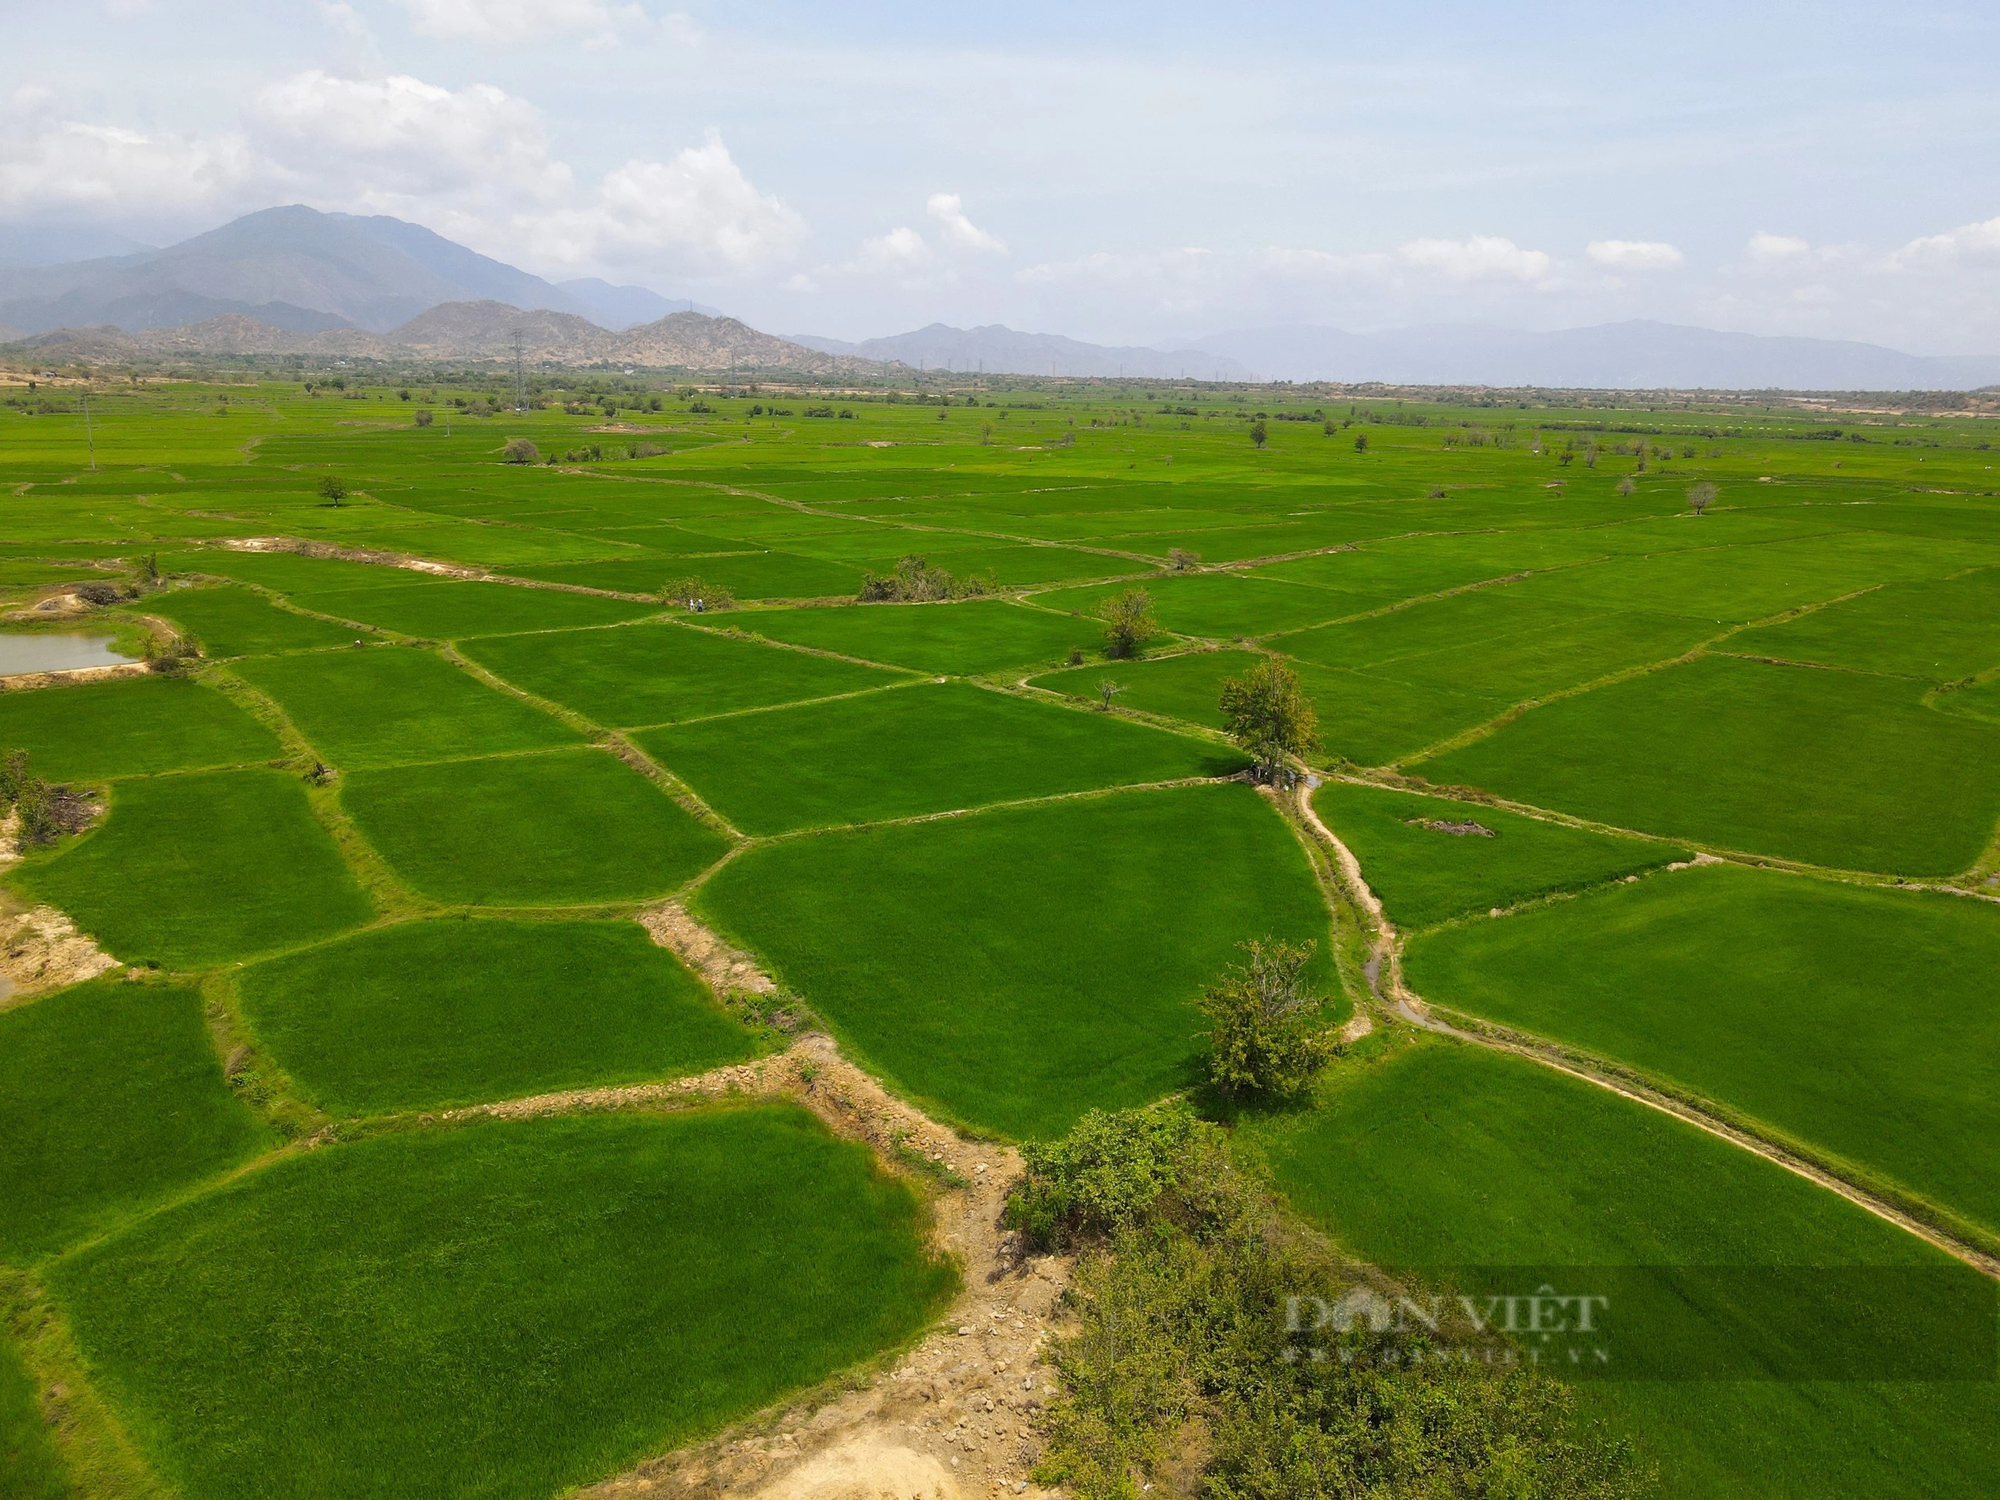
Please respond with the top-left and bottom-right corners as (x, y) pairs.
(0, 900), (119, 1008)
(641, 901), (777, 995)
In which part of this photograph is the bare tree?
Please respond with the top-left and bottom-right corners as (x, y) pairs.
(1096, 679), (1128, 712)
(1616, 476), (1637, 497)
(1168, 547), (1201, 572)
(1687, 481), (1719, 516)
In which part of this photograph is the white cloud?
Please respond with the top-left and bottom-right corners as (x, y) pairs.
(0, 119), (260, 216)
(1748, 230), (1810, 260)
(1887, 214), (2000, 269)
(397, 0), (654, 45)
(1399, 234), (1551, 282)
(926, 192), (1005, 253)
(1586, 239), (1684, 270)
(857, 226), (933, 269)
(533, 130), (806, 275)
(250, 71), (571, 208)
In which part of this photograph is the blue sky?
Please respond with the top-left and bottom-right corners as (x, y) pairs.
(7, 0), (1999, 349)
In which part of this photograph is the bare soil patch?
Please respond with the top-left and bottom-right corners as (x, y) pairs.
(0, 896), (119, 1008)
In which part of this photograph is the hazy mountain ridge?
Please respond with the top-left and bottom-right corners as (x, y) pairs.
(790, 322), (1253, 380)
(1192, 320), (2000, 391)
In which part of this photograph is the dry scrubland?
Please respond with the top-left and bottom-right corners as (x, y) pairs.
(0, 373), (1996, 1500)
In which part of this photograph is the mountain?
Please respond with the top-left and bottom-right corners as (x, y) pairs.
(4, 301), (879, 374)
(0, 206), (590, 334)
(0, 224), (156, 270)
(789, 322), (1254, 380)
(1191, 321), (2000, 391)
(559, 278), (723, 330)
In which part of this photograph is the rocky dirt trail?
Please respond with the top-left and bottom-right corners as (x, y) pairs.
(472, 906), (1076, 1500)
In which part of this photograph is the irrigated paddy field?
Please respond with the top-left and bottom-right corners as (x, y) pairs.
(1, 375), (1995, 1499)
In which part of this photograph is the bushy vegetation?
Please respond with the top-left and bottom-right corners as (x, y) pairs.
(857, 552), (994, 602)
(1196, 937), (1337, 1099)
(1218, 657), (1321, 783)
(1019, 1103), (1650, 1500)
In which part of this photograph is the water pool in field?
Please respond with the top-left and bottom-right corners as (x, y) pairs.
(0, 634), (135, 675)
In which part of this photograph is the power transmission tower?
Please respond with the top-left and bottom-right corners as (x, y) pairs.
(512, 332), (527, 413)
(82, 391), (96, 470)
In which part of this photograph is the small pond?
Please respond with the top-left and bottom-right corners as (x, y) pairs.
(0, 633), (137, 676)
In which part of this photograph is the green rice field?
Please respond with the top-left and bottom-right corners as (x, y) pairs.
(1, 375), (1995, 1498)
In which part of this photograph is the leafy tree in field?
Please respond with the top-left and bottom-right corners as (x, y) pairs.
(1688, 481), (1718, 515)
(1250, 420), (1268, 448)
(501, 438), (541, 465)
(1218, 658), (1320, 784)
(1099, 587), (1157, 659)
(414, 409), (434, 427)
(1616, 475), (1637, 497)
(1353, 432), (1368, 453)
(1196, 937), (1333, 1099)
(317, 476), (347, 505)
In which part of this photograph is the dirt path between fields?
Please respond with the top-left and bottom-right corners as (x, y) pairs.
(1294, 783), (2000, 1279)
(453, 909), (1072, 1500)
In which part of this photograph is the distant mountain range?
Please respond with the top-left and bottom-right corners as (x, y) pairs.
(1190, 321), (2000, 391)
(7, 301), (875, 374)
(0, 206), (720, 338)
(789, 323), (1253, 381)
(5, 206), (1996, 390)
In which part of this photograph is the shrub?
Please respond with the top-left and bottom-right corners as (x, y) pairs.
(1195, 937), (1334, 1099)
(144, 633), (199, 677)
(1099, 587), (1156, 659)
(857, 555), (991, 603)
(1616, 475), (1638, 496)
(2, 750), (97, 847)
(658, 576), (737, 612)
(1353, 432), (1368, 452)
(414, 409), (433, 427)
(1168, 547), (1201, 571)
(501, 438), (540, 465)
(74, 581), (122, 607)
(1004, 1103), (1228, 1252)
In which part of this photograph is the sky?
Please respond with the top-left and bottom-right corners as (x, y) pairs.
(6, 0), (2000, 351)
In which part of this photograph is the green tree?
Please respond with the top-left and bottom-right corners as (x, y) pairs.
(1353, 432), (1368, 453)
(1196, 937), (1334, 1099)
(1218, 658), (1321, 784)
(501, 437), (540, 464)
(1250, 420), (1268, 448)
(1687, 480), (1718, 515)
(317, 476), (347, 505)
(1099, 587), (1156, 659)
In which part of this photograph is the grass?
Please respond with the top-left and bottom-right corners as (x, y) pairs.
(0, 677), (280, 781)
(695, 782), (1335, 1137)
(286, 580), (660, 639)
(1247, 1036), (1998, 1500)
(1032, 572), (1373, 638)
(232, 647), (583, 768)
(1312, 778), (1690, 930)
(0, 1332), (67, 1500)
(731, 599), (1117, 675)
(0, 976), (271, 1261)
(13, 769), (374, 970)
(1402, 861), (2000, 1237)
(511, 550), (865, 600)
(341, 748), (732, 904)
(166, 550), (439, 595)
(238, 919), (753, 1114)
(1419, 653), (2000, 873)
(1725, 567), (2000, 681)
(639, 681), (1244, 834)
(52, 1108), (956, 1500)
(138, 587), (363, 657)
(461, 621), (913, 729)
(1941, 674), (2000, 724)
(1029, 648), (1266, 728)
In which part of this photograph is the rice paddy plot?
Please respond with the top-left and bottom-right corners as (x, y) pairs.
(641, 681), (1243, 834)
(285, 580), (660, 639)
(0, 1334), (65, 1500)
(1419, 654), (2000, 873)
(52, 1108), (955, 1500)
(863, 544), (1134, 587)
(737, 599), (1123, 675)
(1939, 674), (2000, 724)
(0, 675), (280, 780)
(343, 748), (731, 903)
(1313, 779), (1689, 930)
(1402, 862), (2000, 1237)
(1249, 1038), (1997, 1500)
(164, 549), (434, 595)
(1033, 572), (1379, 639)
(239, 919), (752, 1114)
(696, 783), (1336, 1138)
(233, 647), (582, 768)
(13, 768), (374, 969)
(463, 620), (913, 728)
(140, 586), (364, 657)
(1726, 567), (2000, 680)
(1029, 648), (1267, 728)
(0, 976), (271, 1260)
